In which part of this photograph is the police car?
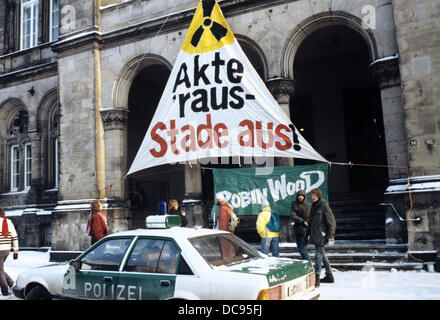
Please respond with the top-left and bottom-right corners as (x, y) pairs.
(12, 215), (319, 300)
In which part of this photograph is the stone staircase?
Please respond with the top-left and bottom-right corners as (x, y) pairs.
(232, 191), (388, 243)
(330, 192), (386, 240)
(253, 240), (435, 271)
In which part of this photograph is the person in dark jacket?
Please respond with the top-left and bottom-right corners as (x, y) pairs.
(305, 188), (336, 287)
(290, 190), (311, 262)
(168, 199), (188, 227)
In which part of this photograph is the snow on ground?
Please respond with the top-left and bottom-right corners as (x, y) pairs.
(1, 251), (440, 300)
(318, 269), (440, 300)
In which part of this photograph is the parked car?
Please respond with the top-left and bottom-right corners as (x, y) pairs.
(13, 216), (319, 300)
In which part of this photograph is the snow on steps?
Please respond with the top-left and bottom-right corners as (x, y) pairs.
(253, 240), (432, 271)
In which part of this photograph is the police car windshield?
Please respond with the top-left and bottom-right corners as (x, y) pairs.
(189, 234), (262, 267)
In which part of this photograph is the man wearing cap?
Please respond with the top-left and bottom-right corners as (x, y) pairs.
(256, 200), (280, 257)
(216, 193), (234, 233)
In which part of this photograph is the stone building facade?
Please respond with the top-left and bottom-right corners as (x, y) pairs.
(0, 0), (439, 266)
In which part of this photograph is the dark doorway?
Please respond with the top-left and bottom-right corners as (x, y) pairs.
(292, 25), (388, 194)
(292, 25), (387, 240)
(342, 86), (388, 191)
(127, 64), (185, 228)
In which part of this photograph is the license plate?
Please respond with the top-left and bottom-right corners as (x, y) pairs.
(286, 281), (306, 297)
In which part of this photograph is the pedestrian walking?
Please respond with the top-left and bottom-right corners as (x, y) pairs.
(290, 190), (311, 262)
(216, 193), (234, 233)
(256, 200), (280, 257)
(305, 188), (336, 287)
(86, 200), (109, 245)
(0, 205), (19, 296)
(168, 199), (188, 227)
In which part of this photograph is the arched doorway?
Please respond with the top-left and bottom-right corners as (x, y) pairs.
(126, 63), (185, 228)
(292, 25), (388, 240)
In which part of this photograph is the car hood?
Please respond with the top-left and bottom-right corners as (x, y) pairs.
(215, 257), (314, 287)
(17, 262), (70, 295)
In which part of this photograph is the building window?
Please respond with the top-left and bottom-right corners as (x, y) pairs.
(49, 0), (59, 42)
(20, 0), (39, 50)
(54, 137), (59, 187)
(49, 109), (60, 189)
(24, 143), (32, 189)
(11, 145), (20, 192)
(49, 137), (59, 188)
(7, 110), (30, 192)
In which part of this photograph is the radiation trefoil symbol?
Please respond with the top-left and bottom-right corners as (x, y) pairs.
(190, 0), (228, 48)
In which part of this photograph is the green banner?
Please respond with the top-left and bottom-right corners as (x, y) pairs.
(213, 164), (328, 216)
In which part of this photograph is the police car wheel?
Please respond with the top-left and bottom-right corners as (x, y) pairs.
(25, 286), (52, 300)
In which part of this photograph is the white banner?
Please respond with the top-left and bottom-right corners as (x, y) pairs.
(127, 0), (327, 176)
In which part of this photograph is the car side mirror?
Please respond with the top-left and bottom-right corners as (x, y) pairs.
(70, 260), (82, 272)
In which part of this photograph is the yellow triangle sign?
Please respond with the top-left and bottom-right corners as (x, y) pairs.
(181, 0), (235, 54)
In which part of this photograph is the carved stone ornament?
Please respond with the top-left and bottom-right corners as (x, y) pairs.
(370, 55), (401, 89)
(266, 78), (296, 104)
(100, 108), (129, 131)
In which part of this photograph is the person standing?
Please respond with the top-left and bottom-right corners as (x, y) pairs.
(306, 188), (336, 287)
(168, 199), (188, 227)
(290, 190), (311, 262)
(0, 206), (19, 296)
(215, 193), (235, 258)
(256, 200), (280, 257)
(86, 200), (109, 245)
(216, 194), (234, 233)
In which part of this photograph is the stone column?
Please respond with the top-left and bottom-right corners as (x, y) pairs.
(48, 1), (107, 256)
(371, 55), (409, 179)
(100, 107), (130, 234)
(371, 56), (410, 245)
(265, 78), (295, 241)
(183, 162), (204, 227)
(101, 108), (129, 199)
(391, 1), (440, 266)
(266, 78), (295, 167)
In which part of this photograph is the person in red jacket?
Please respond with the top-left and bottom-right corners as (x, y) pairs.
(86, 200), (109, 245)
(216, 194), (234, 233)
(215, 193), (235, 259)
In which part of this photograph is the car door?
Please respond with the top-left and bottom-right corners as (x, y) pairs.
(62, 237), (134, 299)
(117, 237), (181, 300)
